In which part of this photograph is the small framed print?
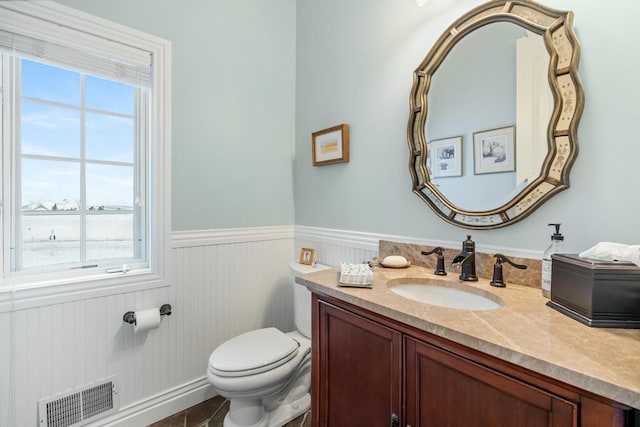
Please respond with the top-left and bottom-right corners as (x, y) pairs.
(428, 136), (462, 178)
(473, 126), (515, 174)
(299, 247), (315, 265)
(312, 124), (349, 166)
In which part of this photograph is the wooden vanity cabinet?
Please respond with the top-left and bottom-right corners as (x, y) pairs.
(312, 296), (402, 426)
(312, 294), (636, 427)
(405, 336), (577, 426)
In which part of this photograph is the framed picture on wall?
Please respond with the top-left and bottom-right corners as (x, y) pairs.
(473, 126), (515, 174)
(312, 124), (349, 166)
(428, 136), (462, 178)
(299, 247), (315, 265)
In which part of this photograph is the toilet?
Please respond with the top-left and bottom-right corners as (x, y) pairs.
(207, 261), (330, 427)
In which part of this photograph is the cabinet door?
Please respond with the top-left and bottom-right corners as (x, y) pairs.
(314, 299), (402, 427)
(404, 337), (578, 427)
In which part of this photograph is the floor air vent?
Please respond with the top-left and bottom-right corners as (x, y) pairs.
(38, 377), (119, 427)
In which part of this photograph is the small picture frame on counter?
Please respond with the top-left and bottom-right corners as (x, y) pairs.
(299, 247), (315, 265)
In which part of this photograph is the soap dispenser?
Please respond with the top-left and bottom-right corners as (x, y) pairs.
(541, 223), (565, 298)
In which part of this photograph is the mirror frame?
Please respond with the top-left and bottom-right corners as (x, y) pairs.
(408, 0), (584, 229)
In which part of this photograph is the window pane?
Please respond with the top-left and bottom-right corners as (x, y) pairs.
(22, 159), (80, 211)
(22, 215), (80, 268)
(86, 164), (133, 210)
(21, 60), (80, 105)
(86, 75), (135, 115)
(21, 102), (80, 158)
(86, 214), (134, 261)
(86, 112), (134, 162)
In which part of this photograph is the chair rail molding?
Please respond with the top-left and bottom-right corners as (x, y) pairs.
(171, 225), (294, 248)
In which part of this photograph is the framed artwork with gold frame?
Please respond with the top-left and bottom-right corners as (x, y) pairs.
(312, 124), (349, 166)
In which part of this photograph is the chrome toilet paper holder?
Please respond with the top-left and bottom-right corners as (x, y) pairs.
(123, 304), (172, 325)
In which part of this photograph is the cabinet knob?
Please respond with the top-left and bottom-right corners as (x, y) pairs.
(391, 413), (399, 426)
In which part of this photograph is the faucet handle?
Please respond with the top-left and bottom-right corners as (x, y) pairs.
(490, 254), (527, 287)
(421, 247), (447, 276)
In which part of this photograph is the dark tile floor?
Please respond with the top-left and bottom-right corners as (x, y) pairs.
(148, 395), (311, 427)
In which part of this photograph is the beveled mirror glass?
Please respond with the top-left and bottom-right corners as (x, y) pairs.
(408, 0), (583, 229)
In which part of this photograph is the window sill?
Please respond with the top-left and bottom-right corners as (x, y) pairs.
(0, 270), (170, 313)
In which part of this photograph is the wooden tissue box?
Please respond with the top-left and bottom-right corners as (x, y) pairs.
(547, 254), (640, 328)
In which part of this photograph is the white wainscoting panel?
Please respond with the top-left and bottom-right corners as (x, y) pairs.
(0, 227), (294, 426)
(293, 226), (379, 267)
(0, 224), (542, 426)
(0, 311), (11, 426)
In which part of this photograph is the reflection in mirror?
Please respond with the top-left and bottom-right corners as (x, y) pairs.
(408, 0), (583, 229)
(426, 22), (553, 211)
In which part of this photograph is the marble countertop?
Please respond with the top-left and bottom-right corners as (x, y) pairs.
(296, 265), (640, 410)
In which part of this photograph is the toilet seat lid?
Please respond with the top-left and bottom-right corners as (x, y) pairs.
(210, 327), (299, 375)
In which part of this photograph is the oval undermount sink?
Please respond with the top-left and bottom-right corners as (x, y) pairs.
(387, 280), (503, 311)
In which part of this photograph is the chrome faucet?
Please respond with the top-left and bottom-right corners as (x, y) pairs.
(452, 235), (478, 281)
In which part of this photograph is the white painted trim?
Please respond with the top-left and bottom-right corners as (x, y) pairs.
(0, 1), (164, 63)
(294, 225), (543, 259)
(93, 377), (216, 427)
(294, 225), (380, 251)
(0, 1), (172, 311)
(0, 272), (168, 313)
(171, 225), (294, 248)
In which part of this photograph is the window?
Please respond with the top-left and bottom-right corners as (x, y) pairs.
(0, 2), (171, 298)
(16, 60), (143, 272)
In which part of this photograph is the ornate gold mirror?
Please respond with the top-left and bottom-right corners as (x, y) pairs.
(408, 0), (583, 229)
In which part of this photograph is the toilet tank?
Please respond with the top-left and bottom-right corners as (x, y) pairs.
(290, 261), (331, 338)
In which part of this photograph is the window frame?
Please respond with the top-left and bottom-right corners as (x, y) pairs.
(0, 1), (172, 310)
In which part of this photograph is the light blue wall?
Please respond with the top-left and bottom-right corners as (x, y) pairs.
(295, 0), (640, 253)
(53, 0), (640, 252)
(55, 0), (297, 231)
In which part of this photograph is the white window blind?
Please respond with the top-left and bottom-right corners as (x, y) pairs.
(0, 29), (151, 87)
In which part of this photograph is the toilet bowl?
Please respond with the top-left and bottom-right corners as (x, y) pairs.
(207, 261), (330, 427)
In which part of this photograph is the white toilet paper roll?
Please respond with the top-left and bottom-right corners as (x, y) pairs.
(133, 308), (161, 333)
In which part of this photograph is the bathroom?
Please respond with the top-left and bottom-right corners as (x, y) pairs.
(0, 0), (638, 426)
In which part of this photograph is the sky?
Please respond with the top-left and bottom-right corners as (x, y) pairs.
(20, 59), (136, 209)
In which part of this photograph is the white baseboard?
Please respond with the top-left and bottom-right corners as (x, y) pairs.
(93, 377), (216, 427)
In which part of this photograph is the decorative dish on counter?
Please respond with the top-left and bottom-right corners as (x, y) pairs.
(371, 255), (411, 269)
